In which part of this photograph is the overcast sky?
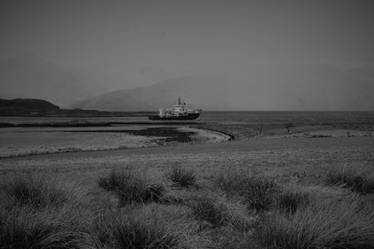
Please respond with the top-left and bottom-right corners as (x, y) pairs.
(1, 0), (373, 109)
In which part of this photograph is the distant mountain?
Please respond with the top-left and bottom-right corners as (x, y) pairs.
(0, 98), (60, 115)
(0, 54), (103, 107)
(0, 98), (154, 117)
(72, 74), (231, 111)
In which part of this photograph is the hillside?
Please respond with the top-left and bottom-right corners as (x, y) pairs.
(72, 74), (231, 111)
(72, 64), (374, 111)
(0, 98), (60, 115)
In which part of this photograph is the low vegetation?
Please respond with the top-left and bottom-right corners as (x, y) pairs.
(92, 209), (179, 249)
(188, 195), (252, 231)
(215, 169), (278, 211)
(0, 175), (90, 249)
(98, 170), (165, 205)
(255, 197), (374, 249)
(1, 163), (374, 249)
(190, 196), (231, 227)
(166, 166), (196, 188)
(0, 176), (70, 210)
(0, 207), (89, 249)
(325, 166), (374, 194)
(275, 188), (310, 214)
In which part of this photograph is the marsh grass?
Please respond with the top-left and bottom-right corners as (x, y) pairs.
(98, 170), (165, 206)
(275, 188), (310, 214)
(326, 166), (374, 194)
(190, 197), (230, 227)
(255, 197), (374, 249)
(0, 176), (67, 210)
(188, 194), (252, 231)
(166, 167), (196, 188)
(92, 205), (200, 249)
(0, 175), (86, 210)
(215, 170), (277, 211)
(210, 227), (260, 249)
(0, 175), (90, 249)
(0, 206), (90, 249)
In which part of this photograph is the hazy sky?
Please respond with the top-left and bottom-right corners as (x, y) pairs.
(1, 0), (374, 109)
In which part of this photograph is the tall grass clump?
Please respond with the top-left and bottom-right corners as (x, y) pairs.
(0, 203), (89, 249)
(275, 188), (310, 214)
(255, 197), (374, 249)
(325, 166), (374, 194)
(166, 167), (196, 188)
(92, 207), (183, 249)
(190, 197), (230, 227)
(0, 174), (91, 249)
(0, 175), (78, 210)
(188, 194), (252, 231)
(98, 170), (165, 206)
(215, 169), (277, 211)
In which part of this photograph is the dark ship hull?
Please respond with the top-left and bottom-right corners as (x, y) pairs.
(148, 112), (200, 120)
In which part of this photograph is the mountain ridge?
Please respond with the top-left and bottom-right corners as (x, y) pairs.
(72, 74), (231, 111)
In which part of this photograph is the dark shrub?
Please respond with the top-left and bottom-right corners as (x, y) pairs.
(166, 167), (196, 188)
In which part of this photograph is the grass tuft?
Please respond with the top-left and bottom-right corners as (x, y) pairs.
(325, 167), (374, 194)
(276, 188), (310, 214)
(98, 170), (165, 206)
(0, 175), (75, 210)
(92, 207), (182, 249)
(215, 170), (277, 211)
(190, 197), (230, 227)
(166, 167), (196, 188)
(255, 197), (374, 249)
(0, 204), (89, 249)
(183, 192), (253, 231)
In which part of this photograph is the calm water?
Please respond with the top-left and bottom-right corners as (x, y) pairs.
(200, 111), (374, 124)
(1, 111), (373, 158)
(1, 111), (374, 125)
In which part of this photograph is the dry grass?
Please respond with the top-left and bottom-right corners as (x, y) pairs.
(0, 175), (71, 210)
(0, 175), (91, 249)
(215, 169), (278, 211)
(255, 197), (374, 249)
(166, 166), (196, 188)
(92, 211), (178, 249)
(1, 161), (374, 249)
(98, 169), (165, 206)
(187, 193), (252, 231)
(275, 187), (310, 214)
(325, 166), (374, 194)
(91, 204), (203, 249)
(209, 227), (260, 249)
(0, 207), (90, 249)
(190, 197), (230, 227)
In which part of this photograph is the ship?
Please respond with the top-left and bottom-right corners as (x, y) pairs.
(148, 97), (202, 120)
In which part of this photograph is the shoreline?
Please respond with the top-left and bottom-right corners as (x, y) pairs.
(0, 126), (231, 159)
